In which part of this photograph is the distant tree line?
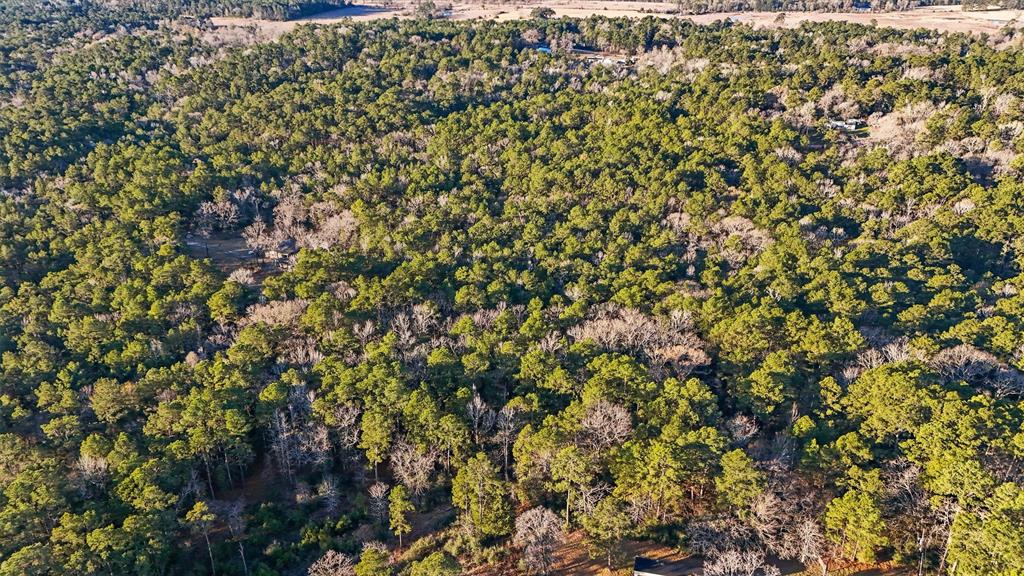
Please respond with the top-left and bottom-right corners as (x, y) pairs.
(673, 0), (959, 13)
(144, 0), (348, 20)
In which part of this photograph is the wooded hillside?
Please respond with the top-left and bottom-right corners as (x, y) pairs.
(1, 5), (1024, 576)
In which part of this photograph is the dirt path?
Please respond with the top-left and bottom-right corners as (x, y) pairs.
(211, 3), (1024, 38)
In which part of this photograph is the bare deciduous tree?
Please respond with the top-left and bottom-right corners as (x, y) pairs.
(242, 299), (309, 328)
(390, 440), (435, 497)
(308, 550), (356, 576)
(726, 414), (760, 447)
(568, 304), (709, 378)
(578, 399), (632, 452)
(282, 335), (326, 367)
(270, 410), (299, 484)
(354, 320), (376, 346)
(76, 453), (109, 487)
(467, 394), (495, 447)
(686, 516), (755, 558)
(577, 482), (612, 517)
(318, 475), (340, 517)
(514, 507), (565, 575)
(749, 491), (785, 551)
(330, 403), (362, 450)
(703, 548), (781, 576)
(412, 302), (438, 333)
(779, 516), (829, 575)
(389, 312), (417, 359)
(243, 218), (272, 257)
(931, 344), (1024, 397)
(496, 402), (524, 480)
(300, 424), (332, 469)
(882, 460), (953, 576)
(932, 344), (1000, 382)
(369, 482), (390, 524)
(225, 500), (250, 576)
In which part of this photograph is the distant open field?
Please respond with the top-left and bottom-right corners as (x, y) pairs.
(211, 3), (1024, 37)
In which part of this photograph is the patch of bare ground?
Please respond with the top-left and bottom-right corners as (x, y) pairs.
(462, 530), (914, 576)
(693, 5), (1024, 34)
(211, 2), (1024, 39)
(822, 562), (915, 576)
(406, 504), (458, 541)
(185, 235), (254, 271)
(185, 234), (285, 285)
(553, 531), (690, 575)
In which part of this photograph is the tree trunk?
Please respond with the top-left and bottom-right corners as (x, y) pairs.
(565, 488), (572, 528)
(223, 451), (233, 487)
(204, 455), (216, 498)
(917, 529), (927, 576)
(204, 530), (216, 576)
(503, 443), (510, 482)
(938, 510), (958, 575)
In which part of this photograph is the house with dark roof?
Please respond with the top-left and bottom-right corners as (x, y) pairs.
(633, 556), (701, 576)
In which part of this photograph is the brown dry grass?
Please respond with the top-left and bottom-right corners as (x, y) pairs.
(211, 3), (1024, 38)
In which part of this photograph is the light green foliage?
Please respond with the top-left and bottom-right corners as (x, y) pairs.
(715, 449), (765, 511)
(409, 551), (461, 576)
(389, 485), (414, 546)
(825, 470), (889, 563)
(360, 407), (395, 472)
(0, 543), (51, 576)
(741, 350), (796, 418)
(581, 497), (631, 568)
(550, 445), (595, 525)
(843, 364), (936, 442)
(354, 546), (392, 576)
(947, 483), (1024, 575)
(208, 281), (249, 324)
(451, 453), (513, 538)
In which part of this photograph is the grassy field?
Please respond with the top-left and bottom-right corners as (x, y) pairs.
(211, 2), (1024, 38)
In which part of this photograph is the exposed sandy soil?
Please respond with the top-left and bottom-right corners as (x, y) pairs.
(185, 235), (255, 272)
(211, 3), (1024, 38)
(691, 4), (1024, 33)
(548, 531), (692, 575)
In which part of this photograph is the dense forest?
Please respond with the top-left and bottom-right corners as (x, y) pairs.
(154, 0), (347, 20)
(2, 2), (1024, 575)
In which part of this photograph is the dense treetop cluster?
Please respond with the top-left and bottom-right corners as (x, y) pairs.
(1, 5), (1024, 576)
(157, 0), (348, 19)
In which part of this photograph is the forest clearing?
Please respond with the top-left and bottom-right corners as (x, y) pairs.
(211, 3), (1024, 37)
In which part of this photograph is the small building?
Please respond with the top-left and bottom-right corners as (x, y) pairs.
(828, 118), (866, 131)
(633, 556), (700, 576)
(265, 237), (298, 260)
